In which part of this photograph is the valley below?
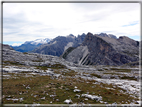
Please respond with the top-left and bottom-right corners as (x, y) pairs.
(2, 46), (141, 106)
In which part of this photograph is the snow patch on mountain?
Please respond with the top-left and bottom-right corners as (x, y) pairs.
(31, 38), (50, 45)
(25, 38), (50, 45)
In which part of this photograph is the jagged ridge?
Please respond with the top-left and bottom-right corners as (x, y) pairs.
(63, 32), (139, 66)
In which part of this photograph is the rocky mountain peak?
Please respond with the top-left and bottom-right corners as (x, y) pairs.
(84, 32), (117, 39)
(98, 33), (108, 37)
(68, 34), (75, 37)
(108, 34), (117, 39)
(82, 33), (114, 57)
(98, 33), (117, 39)
(87, 32), (93, 36)
(32, 33), (87, 56)
(84, 32), (96, 41)
(118, 36), (139, 47)
(63, 32), (139, 66)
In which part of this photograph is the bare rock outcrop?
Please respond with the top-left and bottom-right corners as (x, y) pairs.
(63, 32), (139, 66)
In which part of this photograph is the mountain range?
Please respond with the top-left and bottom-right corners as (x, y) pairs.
(11, 38), (50, 52)
(8, 32), (139, 66)
(31, 33), (86, 56)
(32, 33), (118, 57)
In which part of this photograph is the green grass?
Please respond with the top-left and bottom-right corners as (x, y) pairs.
(36, 66), (48, 71)
(110, 68), (131, 72)
(63, 70), (77, 76)
(103, 72), (120, 75)
(97, 69), (104, 71)
(36, 64), (66, 71)
(2, 63), (139, 104)
(120, 76), (137, 81)
(23, 52), (28, 54)
(50, 64), (66, 69)
(3, 71), (138, 104)
(90, 73), (102, 78)
(3, 61), (22, 66)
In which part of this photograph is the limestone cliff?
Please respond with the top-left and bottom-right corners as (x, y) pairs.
(63, 32), (139, 66)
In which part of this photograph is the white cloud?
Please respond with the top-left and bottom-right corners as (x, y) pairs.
(3, 3), (140, 43)
(12, 43), (22, 46)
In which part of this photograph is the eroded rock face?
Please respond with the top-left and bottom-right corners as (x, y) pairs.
(64, 32), (139, 66)
(65, 46), (89, 65)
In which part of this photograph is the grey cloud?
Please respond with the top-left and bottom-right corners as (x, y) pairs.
(3, 13), (54, 41)
(36, 27), (55, 32)
(3, 3), (140, 42)
(71, 3), (110, 11)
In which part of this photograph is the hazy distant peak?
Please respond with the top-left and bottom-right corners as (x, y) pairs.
(69, 34), (74, 37)
(87, 32), (93, 36)
(24, 38), (50, 45)
(67, 34), (75, 38)
(24, 41), (32, 44)
(77, 33), (86, 37)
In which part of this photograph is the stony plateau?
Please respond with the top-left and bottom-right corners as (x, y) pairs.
(2, 43), (140, 106)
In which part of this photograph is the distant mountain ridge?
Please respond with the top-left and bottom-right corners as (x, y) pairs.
(31, 33), (86, 56)
(24, 38), (50, 45)
(98, 33), (117, 39)
(11, 38), (50, 52)
(63, 32), (139, 66)
(32, 33), (117, 56)
(3, 32), (139, 66)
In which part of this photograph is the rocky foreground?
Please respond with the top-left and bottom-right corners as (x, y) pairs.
(2, 44), (141, 106)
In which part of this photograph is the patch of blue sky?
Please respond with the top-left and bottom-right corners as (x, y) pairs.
(128, 35), (140, 41)
(3, 41), (23, 46)
(122, 21), (139, 27)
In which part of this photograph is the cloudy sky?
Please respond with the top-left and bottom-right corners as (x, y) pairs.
(3, 3), (140, 46)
